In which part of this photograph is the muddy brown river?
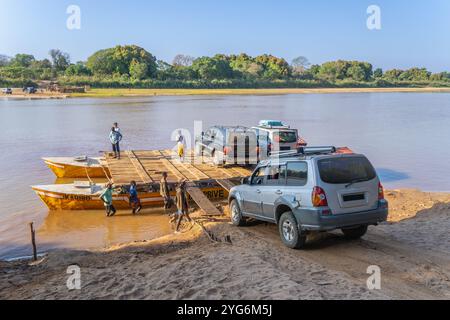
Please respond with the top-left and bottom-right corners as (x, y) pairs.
(1, 93), (450, 259)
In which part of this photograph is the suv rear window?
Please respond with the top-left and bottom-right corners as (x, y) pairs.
(273, 131), (298, 143)
(318, 156), (376, 184)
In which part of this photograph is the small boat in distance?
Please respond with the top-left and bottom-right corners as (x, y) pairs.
(43, 156), (109, 178)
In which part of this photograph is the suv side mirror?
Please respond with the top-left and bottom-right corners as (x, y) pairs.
(241, 177), (250, 185)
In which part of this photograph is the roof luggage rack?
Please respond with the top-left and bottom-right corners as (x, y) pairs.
(270, 146), (337, 158)
(258, 120), (290, 129)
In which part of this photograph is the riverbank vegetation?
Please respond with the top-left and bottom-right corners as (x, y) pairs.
(1, 46), (450, 89)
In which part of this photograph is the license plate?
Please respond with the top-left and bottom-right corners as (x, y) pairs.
(343, 194), (365, 202)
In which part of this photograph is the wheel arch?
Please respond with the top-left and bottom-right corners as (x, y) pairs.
(275, 204), (293, 224)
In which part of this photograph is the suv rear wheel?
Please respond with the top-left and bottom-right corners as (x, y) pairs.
(279, 212), (306, 249)
(230, 200), (245, 226)
(341, 225), (368, 239)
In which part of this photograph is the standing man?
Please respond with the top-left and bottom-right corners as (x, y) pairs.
(100, 183), (116, 217)
(175, 179), (193, 233)
(160, 172), (172, 210)
(109, 127), (123, 159)
(176, 130), (186, 162)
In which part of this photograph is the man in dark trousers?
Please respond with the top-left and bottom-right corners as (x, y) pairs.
(109, 127), (123, 159)
(160, 172), (172, 210)
(175, 179), (192, 233)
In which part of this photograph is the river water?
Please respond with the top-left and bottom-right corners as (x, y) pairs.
(1, 92), (449, 259)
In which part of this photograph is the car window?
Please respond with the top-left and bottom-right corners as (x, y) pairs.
(318, 156), (376, 184)
(265, 165), (287, 186)
(281, 162), (308, 186)
(251, 167), (266, 185)
(273, 131), (298, 143)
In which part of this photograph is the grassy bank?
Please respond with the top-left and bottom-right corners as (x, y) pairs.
(68, 87), (450, 98)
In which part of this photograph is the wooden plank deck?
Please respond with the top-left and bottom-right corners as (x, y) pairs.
(104, 149), (253, 215)
(104, 149), (253, 185)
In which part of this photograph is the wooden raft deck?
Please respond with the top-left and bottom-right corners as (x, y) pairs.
(103, 150), (251, 216)
(104, 150), (252, 185)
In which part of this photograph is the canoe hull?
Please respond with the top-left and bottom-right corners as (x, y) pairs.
(33, 186), (228, 211)
(44, 159), (108, 179)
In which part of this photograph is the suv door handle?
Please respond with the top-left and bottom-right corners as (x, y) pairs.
(256, 189), (261, 194)
(275, 190), (283, 195)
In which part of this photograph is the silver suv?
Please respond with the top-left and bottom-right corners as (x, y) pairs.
(228, 147), (388, 249)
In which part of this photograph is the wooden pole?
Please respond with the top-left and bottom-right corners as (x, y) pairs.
(29, 222), (37, 261)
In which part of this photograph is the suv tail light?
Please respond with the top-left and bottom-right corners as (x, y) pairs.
(312, 187), (328, 207)
(378, 182), (385, 200)
(296, 138), (308, 147)
(223, 146), (232, 156)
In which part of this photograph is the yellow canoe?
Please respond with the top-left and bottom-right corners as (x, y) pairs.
(32, 182), (228, 211)
(43, 157), (109, 179)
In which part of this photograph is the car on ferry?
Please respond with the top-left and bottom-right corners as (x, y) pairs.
(195, 125), (260, 165)
(228, 146), (388, 249)
(251, 120), (307, 157)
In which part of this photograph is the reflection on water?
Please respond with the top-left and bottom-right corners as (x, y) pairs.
(1, 93), (450, 259)
(38, 209), (172, 252)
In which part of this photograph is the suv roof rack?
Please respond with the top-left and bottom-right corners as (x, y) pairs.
(258, 120), (290, 129)
(270, 146), (337, 158)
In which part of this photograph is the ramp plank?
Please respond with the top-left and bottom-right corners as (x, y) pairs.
(216, 179), (237, 192)
(186, 183), (223, 216)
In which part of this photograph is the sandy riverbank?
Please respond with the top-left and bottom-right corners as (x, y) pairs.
(3, 87), (450, 100)
(1, 89), (67, 99)
(0, 189), (449, 300)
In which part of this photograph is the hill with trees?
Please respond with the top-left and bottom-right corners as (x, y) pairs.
(1, 45), (449, 89)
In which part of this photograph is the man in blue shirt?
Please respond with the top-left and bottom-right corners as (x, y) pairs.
(129, 181), (142, 214)
(109, 127), (123, 159)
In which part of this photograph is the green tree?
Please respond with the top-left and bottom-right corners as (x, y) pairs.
(346, 65), (366, 81)
(318, 60), (372, 81)
(373, 68), (383, 78)
(398, 68), (430, 81)
(228, 54), (262, 78)
(191, 56), (233, 80)
(65, 62), (92, 76)
(129, 60), (149, 80)
(255, 54), (290, 79)
(11, 54), (36, 68)
(86, 45), (157, 78)
(383, 69), (404, 80)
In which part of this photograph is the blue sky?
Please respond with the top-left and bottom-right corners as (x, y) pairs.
(0, 0), (449, 71)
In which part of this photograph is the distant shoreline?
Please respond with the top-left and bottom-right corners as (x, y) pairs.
(2, 87), (450, 100)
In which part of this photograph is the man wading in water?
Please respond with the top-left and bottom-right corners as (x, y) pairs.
(100, 183), (116, 217)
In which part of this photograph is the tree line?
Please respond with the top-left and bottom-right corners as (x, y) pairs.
(1, 45), (449, 88)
